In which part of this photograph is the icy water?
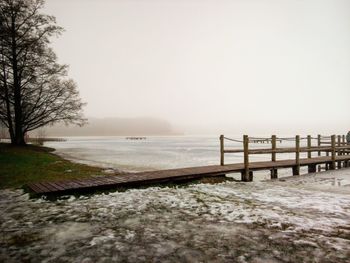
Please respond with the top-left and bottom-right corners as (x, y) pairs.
(45, 136), (232, 171)
(45, 136), (310, 179)
(1, 169), (350, 262)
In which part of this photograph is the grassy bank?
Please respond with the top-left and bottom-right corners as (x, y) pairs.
(0, 143), (104, 189)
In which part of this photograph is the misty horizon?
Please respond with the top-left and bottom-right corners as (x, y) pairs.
(41, 116), (349, 137)
(42, 0), (350, 136)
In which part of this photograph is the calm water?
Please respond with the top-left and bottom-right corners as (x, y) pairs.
(45, 136), (311, 179)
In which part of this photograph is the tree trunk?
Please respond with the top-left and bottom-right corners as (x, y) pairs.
(4, 87), (15, 143)
(13, 130), (25, 145)
(11, 15), (25, 146)
(8, 126), (15, 144)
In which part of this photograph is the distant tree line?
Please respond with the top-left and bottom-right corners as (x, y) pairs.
(0, 0), (85, 145)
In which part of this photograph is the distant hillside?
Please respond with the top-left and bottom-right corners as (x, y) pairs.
(45, 117), (180, 136)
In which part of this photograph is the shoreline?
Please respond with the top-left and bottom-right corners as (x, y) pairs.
(2, 141), (349, 191)
(0, 143), (107, 189)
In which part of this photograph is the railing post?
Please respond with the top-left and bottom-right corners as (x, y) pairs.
(307, 135), (316, 173)
(270, 135), (278, 179)
(317, 134), (321, 171)
(293, 135), (300, 175)
(324, 136), (330, 170)
(337, 135), (342, 168)
(325, 136), (329, 158)
(271, 135), (276, 162)
(307, 135), (311, 158)
(330, 135), (336, 170)
(342, 135), (347, 167)
(342, 135), (349, 156)
(220, 135), (224, 166)
(241, 135), (252, 181)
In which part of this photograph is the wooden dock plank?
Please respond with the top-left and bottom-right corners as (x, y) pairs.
(50, 182), (69, 191)
(27, 183), (45, 193)
(44, 182), (62, 191)
(36, 182), (55, 193)
(70, 179), (102, 188)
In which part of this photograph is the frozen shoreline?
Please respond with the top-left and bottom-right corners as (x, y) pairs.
(1, 168), (350, 262)
(44, 136), (318, 180)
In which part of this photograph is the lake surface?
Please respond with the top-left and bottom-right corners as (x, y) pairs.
(45, 136), (310, 179)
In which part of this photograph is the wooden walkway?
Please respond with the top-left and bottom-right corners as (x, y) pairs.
(28, 155), (350, 195)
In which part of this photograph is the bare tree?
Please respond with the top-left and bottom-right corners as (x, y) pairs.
(0, 0), (86, 145)
(35, 127), (46, 145)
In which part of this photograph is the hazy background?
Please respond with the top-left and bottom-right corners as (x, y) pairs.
(43, 0), (350, 136)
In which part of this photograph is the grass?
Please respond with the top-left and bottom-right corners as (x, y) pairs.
(0, 143), (104, 189)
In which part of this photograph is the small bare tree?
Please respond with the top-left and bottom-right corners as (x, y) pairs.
(0, 0), (86, 145)
(35, 127), (46, 145)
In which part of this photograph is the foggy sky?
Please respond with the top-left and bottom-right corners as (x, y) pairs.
(44, 0), (350, 135)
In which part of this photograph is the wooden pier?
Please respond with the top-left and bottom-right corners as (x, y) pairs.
(125, 137), (147, 140)
(27, 134), (350, 195)
(220, 134), (350, 181)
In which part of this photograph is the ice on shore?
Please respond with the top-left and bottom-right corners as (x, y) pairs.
(1, 168), (350, 262)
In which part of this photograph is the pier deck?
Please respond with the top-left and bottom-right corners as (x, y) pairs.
(28, 155), (350, 195)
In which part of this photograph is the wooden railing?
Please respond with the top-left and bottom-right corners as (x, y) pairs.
(220, 134), (350, 181)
